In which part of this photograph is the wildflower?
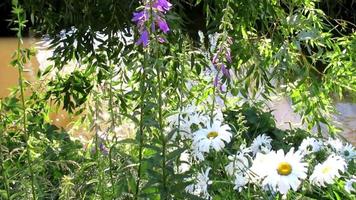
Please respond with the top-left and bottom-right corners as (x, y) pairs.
(226, 150), (251, 192)
(251, 149), (308, 195)
(166, 105), (207, 140)
(325, 138), (355, 161)
(309, 154), (346, 187)
(99, 143), (109, 155)
(178, 151), (191, 173)
(234, 173), (248, 192)
(191, 145), (205, 161)
(250, 134), (272, 155)
(132, 11), (148, 24)
(225, 152), (250, 176)
(220, 64), (230, 78)
(249, 152), (272, 182)
(185, 167), (212, 199)
(193, 121), (232, 153)
(345, 177), (356, 194)
(136, 29), (149, 46)
(299, 137), (322, 155)
(339, 143), (356, 161)
(132, 0), (172, 46)
(157, 18), (170, 33)
(208, 34), (233, 91)
(325, 138), (343, 152)
(153, 0), (172, 12)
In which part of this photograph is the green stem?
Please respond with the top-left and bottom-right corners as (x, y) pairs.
(94, 96), (105, 200)
(13, 5), (37, 199)
(107, 34), (116, 198)
(210, 78), (217, 125)
(157, 56), (167, 199)
(175, 41), (185, 172)
(135, 52), (147, 199)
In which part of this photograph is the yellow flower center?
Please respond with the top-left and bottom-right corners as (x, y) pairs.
(277, 162), (292, 176)
(207, 131), (219, 139)
(322, 166), (331, 174)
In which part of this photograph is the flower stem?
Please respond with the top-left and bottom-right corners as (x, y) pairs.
(107, 34), (116, 198)
(135, 52), (147, 199)
(13, 3), (37, 198)
(157, 55), (167, 199)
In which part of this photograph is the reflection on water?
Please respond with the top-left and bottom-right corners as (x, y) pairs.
(0, 37), (73, 129)
(0, 38), (355, 144)
(0, 38), (37, 97)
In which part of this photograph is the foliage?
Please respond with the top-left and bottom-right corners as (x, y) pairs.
(1, 0), (356, 199)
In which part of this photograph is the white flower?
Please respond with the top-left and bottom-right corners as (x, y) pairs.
(251, 149), (308, 195)
(185, 167), (212, 199)
(324, 138), (356, 161)
(193, 121), (232, 153)
(167, 105), (207, 140)
(249, 152), (272, 182)
(250, 134), (272, 155)
(234, 173), (248, 192)
(338, 143), (356, 161)
(178, 151), (191, 173)
(309, 155), (347, 187)
(191, 145), (205, 161)
(345, 177), (356, 194)
(225, 152), (250, 176)
(299, 137), (322, 155)
(325, 138), (344, 152)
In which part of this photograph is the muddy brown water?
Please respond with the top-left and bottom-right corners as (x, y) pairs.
(0, 37), (73, 129)
(0, 38), (355, 144)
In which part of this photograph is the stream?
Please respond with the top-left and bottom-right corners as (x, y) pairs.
(0, 37), (355, 145)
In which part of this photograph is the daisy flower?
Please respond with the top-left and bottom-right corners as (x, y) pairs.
(178, 151), (191, 173)
(249, 152), (272, 184)
(193, 121), (232, 153)
(309, 154), (347, 187)
(234, 173), (249, 192)
(250, 134), (272, 155)
(345, 176), (356, 194)
(325, 138), (344, 152)
(251, 148), (308, 195)
(225, 152), (250, 176)
(167, 105), (207, 140)
(185, 167), (212, 199)
(338, 143), (356, 161)
(191, 145), (205, 161)
(299, 137), (322, 155)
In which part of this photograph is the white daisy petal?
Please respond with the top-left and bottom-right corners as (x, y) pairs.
(309, 154), (347, 187)
(250, 148), (308, 195)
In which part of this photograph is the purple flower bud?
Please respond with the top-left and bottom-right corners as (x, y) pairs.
(157, 18), (170, 33)
(132, 11), (148, 24)
(212, 53), (219, 64)
(158, 37), (166, 43)
(136, 29), (149, 46)
(154, 0), (172, 12)
(99, 143), (109, 155)
(213, 74), (219, 87)
(151, 21), (156, 32)
(221, 64), (230, 78)
(220, 83), (227, 92)
(226, 49), (232, 63)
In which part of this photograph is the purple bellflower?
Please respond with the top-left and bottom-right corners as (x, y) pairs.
(136, 29), (150, 47)
(211, 36), (233, 91)
(157, 18), (170, 33)
(132, 11), (148, 24)
(154, 0), (172, 12)
(132, 0), (172, 47)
